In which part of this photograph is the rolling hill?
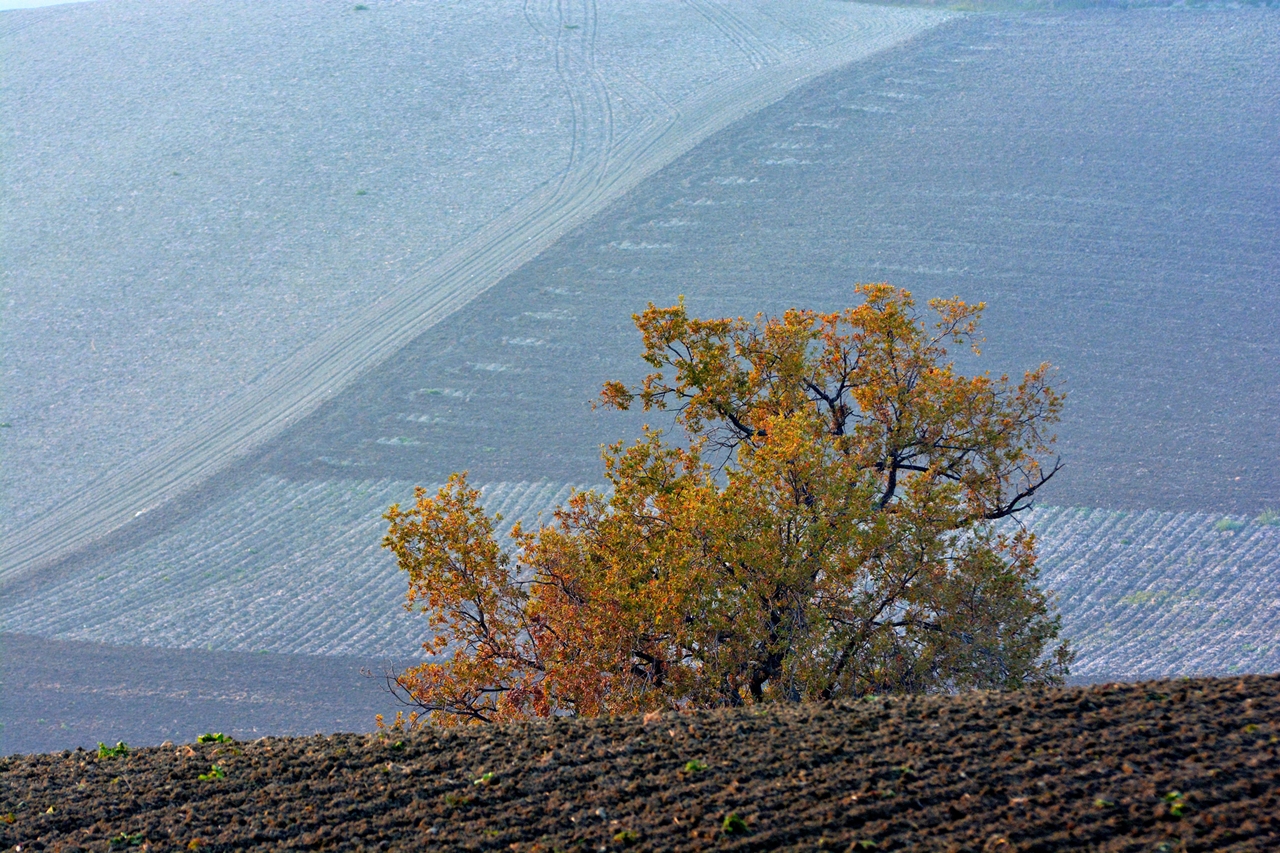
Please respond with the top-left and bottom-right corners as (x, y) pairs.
(2, 1), (1277, 754)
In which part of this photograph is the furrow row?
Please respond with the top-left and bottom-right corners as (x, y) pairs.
(3, 481), (1276, 680)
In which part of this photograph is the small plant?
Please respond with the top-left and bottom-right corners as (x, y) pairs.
(391, 740), (406, 751)
(613, 829), (641, 845)
(877, 788), (897, 799)
(683, 759), (708, 774)
(1, 813), (15, 824)
(187, 841), (205, 851)
(196, 732), (232, 744)
(1093, 798), (1115, 808)
(1163, 790), (1186, 818)
(473, 771), (498, 786)
(98, 741), (129, 758)
(1214, 517), (1246, 533)
(197, 764), (226, 781)
(854, 842), (877, 851)
(354, 4), (369, 9)
(722, 812), (748, 835)
(355, 189), (368, 196)
(110, 832), (145, 848)
(1255, 508), (1280, 527)
(442, 791), (474, 807)
(375, 710), (420, 732)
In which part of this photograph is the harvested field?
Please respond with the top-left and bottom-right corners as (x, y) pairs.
(1, 675), (1276, 852)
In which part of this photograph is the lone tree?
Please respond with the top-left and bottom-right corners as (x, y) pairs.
(382, 285), (1071, 726)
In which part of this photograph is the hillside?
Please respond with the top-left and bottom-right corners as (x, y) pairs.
(3, 1), (1278, 757)
(2, 676), (1276, 851)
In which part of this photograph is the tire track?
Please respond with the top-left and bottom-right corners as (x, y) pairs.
(0, 4), (952, 587)
(525, 0), (614, 209)
(682, 0), (785, 69)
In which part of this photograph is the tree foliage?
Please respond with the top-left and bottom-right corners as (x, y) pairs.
(382, 285), (1071, 725)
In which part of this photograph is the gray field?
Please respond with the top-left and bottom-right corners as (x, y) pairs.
(2, 3), (1278, 753)
(255, 8), (1280, 513)
(0, 632), (415, 756)
(0, 0), (944, 582)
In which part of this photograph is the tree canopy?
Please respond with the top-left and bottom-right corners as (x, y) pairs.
(382, 285), (1071, 726)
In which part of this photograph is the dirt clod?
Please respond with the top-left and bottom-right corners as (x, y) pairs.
(0, 676), (1276, 851)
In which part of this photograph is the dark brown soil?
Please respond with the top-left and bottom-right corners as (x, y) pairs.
(1, 676), (1276, 853)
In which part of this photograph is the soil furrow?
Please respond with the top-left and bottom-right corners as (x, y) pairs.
(1, 675), (1274, 852)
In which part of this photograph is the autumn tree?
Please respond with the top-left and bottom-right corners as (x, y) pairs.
(382, 285), (1072, 726)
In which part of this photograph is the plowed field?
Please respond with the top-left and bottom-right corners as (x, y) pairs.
(2, 676), (1276, 852)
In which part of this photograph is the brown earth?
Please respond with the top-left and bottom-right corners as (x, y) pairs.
(1, 676), (1276, 853)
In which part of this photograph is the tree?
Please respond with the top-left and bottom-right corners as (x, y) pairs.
(382, 285), (1072, 726)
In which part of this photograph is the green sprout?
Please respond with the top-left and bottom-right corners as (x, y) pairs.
(473, 771), (498, 786)
(1214, 517), (1246, 533)
(1163, 790), (1187, 818)
(1255, 508), (1280, 527)
(443, 792), (474, 807)
(683, 759), (708, 774)
(197, 764), (226, 781)
(196, 732), (232, 744)
(98, 741), (129, 758)
(722, 812), (748, 835)
(109, 832), (145, 848)
(1094, 798), (1115, 808)
(613, 829), (641, 845)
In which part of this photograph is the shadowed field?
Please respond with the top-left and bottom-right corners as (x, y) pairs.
(0, 633), (415, 757)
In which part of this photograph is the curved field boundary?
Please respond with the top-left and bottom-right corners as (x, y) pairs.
(0, 2), (949, 586)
